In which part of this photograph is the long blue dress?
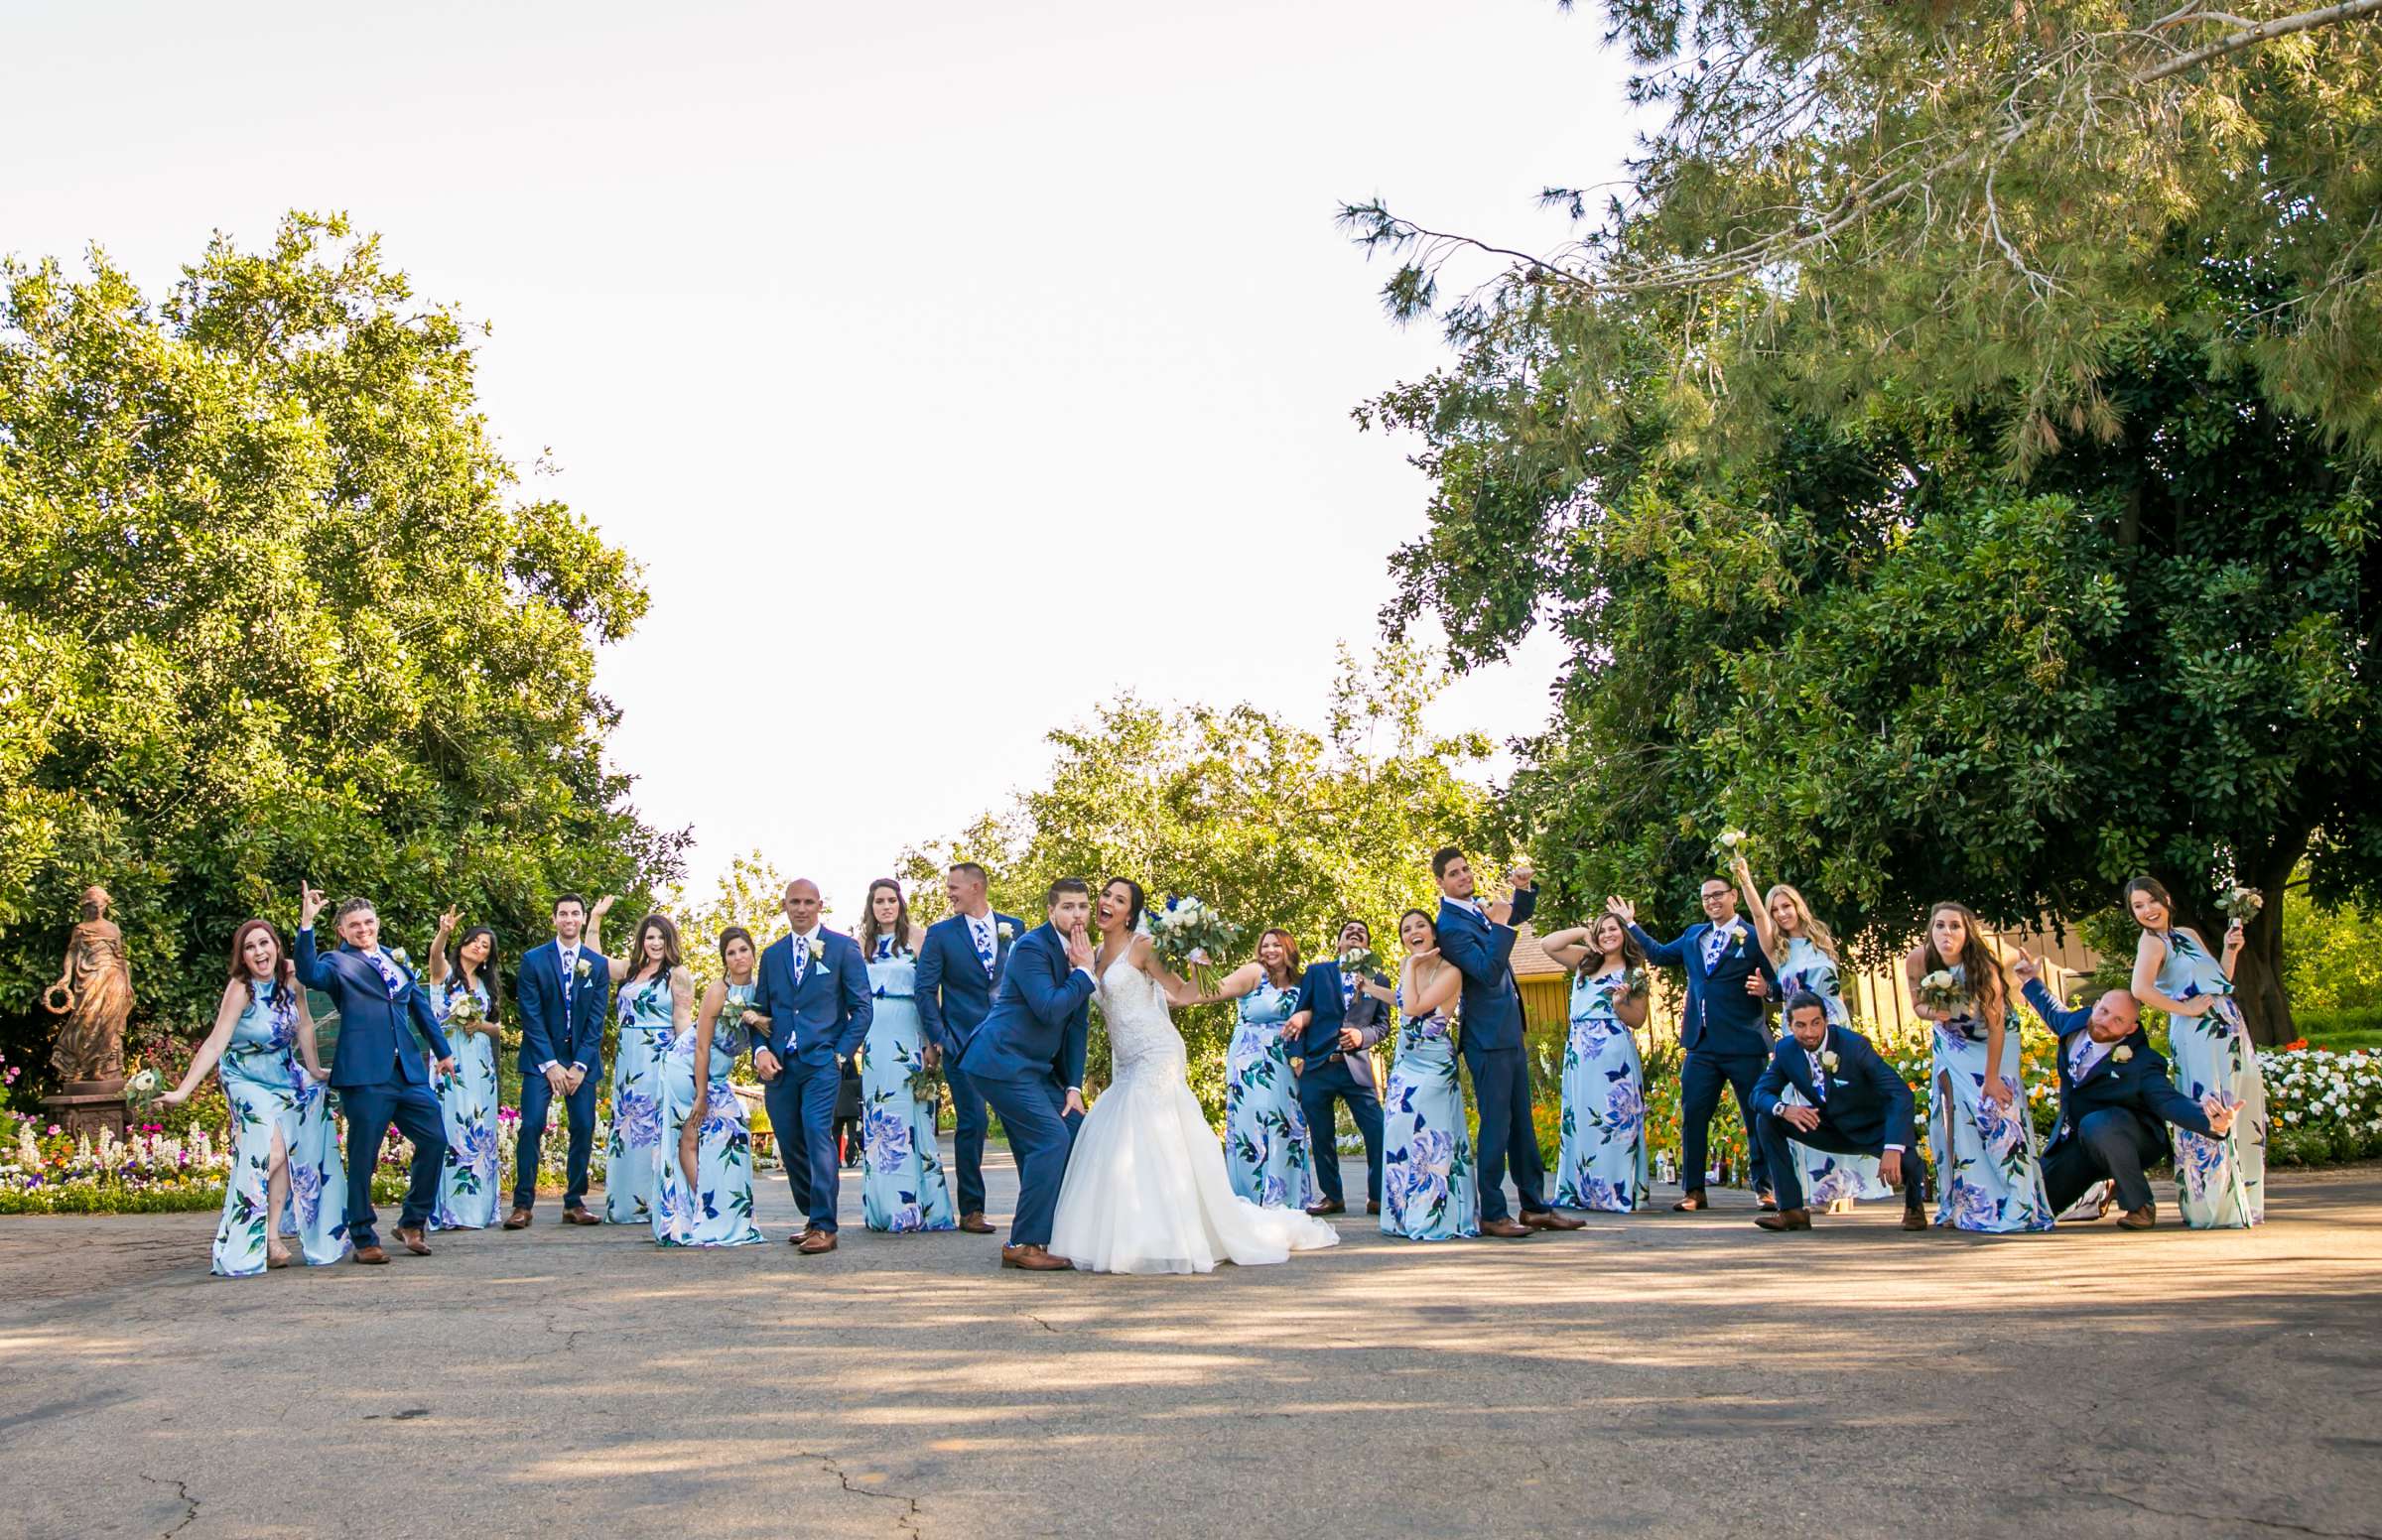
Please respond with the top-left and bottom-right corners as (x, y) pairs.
(1927, 964), (2054, 1232)
(430, 974), (501, 1230)
(1776, 935), (1893, 1207)
(1224, 977), (1315, 1209)
(1553, 967), (1649, 1212)
(2153, 928), (2268, 1227)
(653, 980), (765, 1247)
(1381, 991), (1479, 1240)
(604, 970), (672, 1224)
(860, 939), (956, 1232)
(212, 978), (347, 1277)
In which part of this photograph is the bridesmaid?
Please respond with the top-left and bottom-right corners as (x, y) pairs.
(654, 926), (766, 1247)
(1537, 913), (1653, 1212)
(590, 907), (691, 1225)
(159, 920), (347, 1275)
(1373, 909), (1478, 1240)
(425, 907), (503, 1230)
(2126, 877), (2267, 1227)
(857, 878), (957, 1233)
(1907, 902), (2053, 1232)
(1209, 929), (1318, 1210)
(1732, 856), (1892, 1210)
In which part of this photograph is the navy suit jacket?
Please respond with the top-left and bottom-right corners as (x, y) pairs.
(1288, 962), (1392, 1076)
(957, 923), (1093, 1090)
(914, 911), (1027, 1059)
(748, 930), (872, 1069)
(516, 940), (612, 1073)
(296, 929), (454, 1091)
(1436, 887), (1536, 1053)
(1754, 1023), (1915, 1151)
(2022, 979), (2213, 1162)
(1631, 918), (1781, 1056)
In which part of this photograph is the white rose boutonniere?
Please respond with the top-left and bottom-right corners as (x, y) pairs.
(1818, 1050), (1840, 1073)
(808, 937), (828, 963)
(575, 957), (592, 981)
(2112, 1044), (2134, 1064)
(996, 921), (1015, 944)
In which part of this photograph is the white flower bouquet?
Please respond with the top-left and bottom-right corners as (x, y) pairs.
(1915, 968), (1972, 1015)
(2217, 883), (2264, 924)
(1148, 896), (1246, 989)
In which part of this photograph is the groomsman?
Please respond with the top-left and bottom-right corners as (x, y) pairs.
(1286, 919), (1390, 1217)
(293, 884), (454, 1265)
(749, 879), (873, 1254)
(2016, 953), (2235, 1230)
(1615, 877), (1782, 1211)
(916, 861), (1027, 1234)
(1750, 991), (1928, 1231)
(958, 878), (1097, 1271)
(506, 893), (611, 1228)
(1433, 848), (1584, 1237)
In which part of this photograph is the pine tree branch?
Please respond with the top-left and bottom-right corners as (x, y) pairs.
(2137, 0), (2382, 82)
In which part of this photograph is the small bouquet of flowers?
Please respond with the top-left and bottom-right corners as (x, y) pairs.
(444, 991), (481, 1030)
(1336, 945), (1383, 979)
(1148, 896), (1246, 991)
(906, 1061), (945, 1108)
(1711, 828), (1751, 865)
(1621, 965), (1651, 1001)
(1915, 968), (1972, 1015)
(123, 1065), (165, 1112)
(2216, 882), (2264, 925)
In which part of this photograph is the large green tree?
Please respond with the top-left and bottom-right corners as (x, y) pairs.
(0, 213), (686, 1087)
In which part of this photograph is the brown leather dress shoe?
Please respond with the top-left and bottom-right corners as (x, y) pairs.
(2116, 1203), (2158, 1230)
(502, 1208), (533, 1230)
(1305, 1200), (1346, 1218)
(562, 1208), (601, 1226)
(957, 1212), (995, 1234)
(1480, 1218), (1531, 1238)
(1366, 1200), (1381, 1216)
(1754, 1209), (1812, 1231)
(1901, 1209), (1929, 1231)
(393, 1226), (433, 1256)
(1522, 1209), (1586, 1231)
(797, 1228), (838, 1254)
(352, 1244), (389, 1265)
(1000, 1243), (1074, 1270)
(1670, 1191), (1709, 1213)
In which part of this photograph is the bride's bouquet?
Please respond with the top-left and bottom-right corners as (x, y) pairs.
(1147, 896), (1246, 992)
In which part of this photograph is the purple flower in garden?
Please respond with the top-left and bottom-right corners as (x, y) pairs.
(864, 1105), (911, 1173)
(614, 1090), (663, 1151)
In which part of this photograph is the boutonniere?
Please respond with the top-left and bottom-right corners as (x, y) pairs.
(2112, 1044), (2134, 1064)
(574, 957), (592, 981)
(1818, 1050), (1840, 1073)
(808, 937), (828, 963)
(996, 921), (1015, 944)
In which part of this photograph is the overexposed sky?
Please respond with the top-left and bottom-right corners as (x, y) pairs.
(6, 1), (1627, 915)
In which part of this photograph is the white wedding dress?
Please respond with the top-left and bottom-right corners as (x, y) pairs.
(1049, 953), (1340, 1274)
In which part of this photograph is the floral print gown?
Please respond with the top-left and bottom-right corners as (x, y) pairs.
(1554, 968), (1649, 1213)
(653, 980), (765, 1247)
(430, 976), (501, 1230)
(859, 941), (955, 1233)
(1776, 936), (1893, 1207)
(1381, 992), (1479, 1240)
(213, 979), (346, 1276)
(2155, 929), (2268, 1227)
(1224, 979), (1315, 1209)
(1928, 964), (2054, 1233)
(604, 972), (672, 1224)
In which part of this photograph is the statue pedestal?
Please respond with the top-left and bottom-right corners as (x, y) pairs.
(41, 1081), (128, 1142)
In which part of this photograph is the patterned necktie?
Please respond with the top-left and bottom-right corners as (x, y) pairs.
(364, 948), (406, 999)
(971, 918), (995, 977)
(791, 937), (810, 989)
(1702, 926), (1733, 970)
(1341, 970), (1358, 1009)
(1808, 1053), (1828, 1100)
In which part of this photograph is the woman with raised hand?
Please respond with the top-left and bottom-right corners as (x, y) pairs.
(1210, 928), (1318, 1210)
(1730, 856), (1892, 1211)
(159, 920), (346, 1275)
(855, 878), (957, 1233)
(653, 926), (766, 1247)
(1907, 902), (2053, 1232)
(1537, 912), (1653, 1213)
(589, 905), (692, 1224)
(425, 907), (503, 1230)
(2125, 877), (2267, 1227)
(1373, 908), (1478, 1240)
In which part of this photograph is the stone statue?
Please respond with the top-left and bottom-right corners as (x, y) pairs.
(43, 885), (131, 1085)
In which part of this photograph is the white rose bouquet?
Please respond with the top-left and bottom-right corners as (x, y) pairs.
(2217, 883), (2264, 924)
(1916, 968), (1972, 1015)
(1147, 897), (1246, 990)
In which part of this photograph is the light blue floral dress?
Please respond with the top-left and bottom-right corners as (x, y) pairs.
(1224, 978), (1315, 1209)
(1553, 968), (1649, 1212)
(2154, 929), (2268, 1227)
(1928, 964), (2054, 1232)
(859, 938), (956, 1233)
(1776, 935), (1893, 1207)
(212, 978), (346, 1277)
(429, 974), (501, 1230)
(653, 980), (765, 1247)
(604, 970), (672, 1224)
(1381, 989), (1478, 1240)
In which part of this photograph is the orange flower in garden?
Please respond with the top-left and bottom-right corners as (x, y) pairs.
(2283, 1038), (2309, 1052)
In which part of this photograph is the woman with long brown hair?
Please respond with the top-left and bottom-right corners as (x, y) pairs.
(1376, 908), (1477, 1240)
(2125, 877), (2267, 1227)
(1539, 912), (1654, 1212)
(1906, 902), (2052, 1232)
(1203, 925), (1318, 1210)
(856, 878), (956, 1232)
(588, 907), (695, 1224)
(159, 919), (346, 1275)
(653, 926), (766, 1247)
(425, 907), (503, 1230)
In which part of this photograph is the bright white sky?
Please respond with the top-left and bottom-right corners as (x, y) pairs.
(7, 1), (1631, 917)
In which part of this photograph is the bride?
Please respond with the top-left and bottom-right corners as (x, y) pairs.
(1049, 878), (1341, 1275)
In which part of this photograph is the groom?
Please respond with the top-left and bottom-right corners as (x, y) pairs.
(915, 861), (1027, 1234)
(506, 893), (610, 1228)
(957, 877), (1096, 1271)
(748, 879), (872, 1254)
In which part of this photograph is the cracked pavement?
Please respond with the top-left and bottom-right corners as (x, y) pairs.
(3, 1150), (2378, 1538)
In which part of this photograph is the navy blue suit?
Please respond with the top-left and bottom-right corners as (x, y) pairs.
(1751, 1024), (1924, 1214)
(2023, 979), (2216, 1217)
(915, 910), (1026, 1218)
(957, 923), (1094, 1247)
(296, 927), (454, 1247)
(1290, 962), (1387, 1208)
(512, 939), (612, 1212)
(1437, 889), (1550, 1221)
(1632, 917), (1783, 1196)
(749, 928), (872, 1233)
